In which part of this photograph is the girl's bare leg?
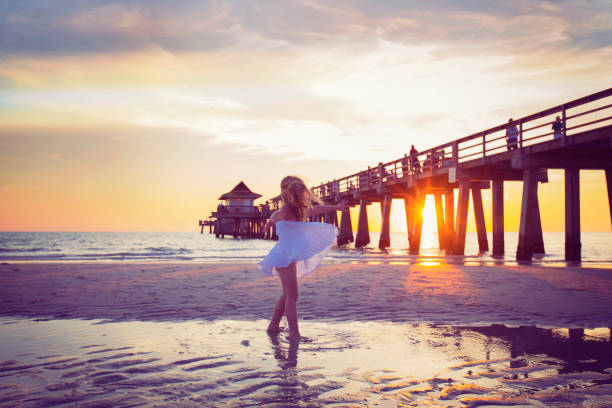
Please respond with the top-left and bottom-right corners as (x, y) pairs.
(277, 263), (300, 340)
(267, 293), (285, 332)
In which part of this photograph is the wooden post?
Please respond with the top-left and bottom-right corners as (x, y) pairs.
(404, 194), (414, 250)
(492, 180), (504, 256)
(531, 192), (545, 254)
(445, 189), (455, 248)
(217, 218), (224, 238)
(410, 193), (425, 254)
(472, 187), (489, 252)
(338, 209), (354, 245)
(606, 169), (612, 230)
(355, 200), (370, 248)
(379, 195), (392, 249)
(325, 210), (338, 227)
(453, 182), (470, 255)
(434, 193), (446, 249)
(565, 169), (581, 261)
(516, 169), (537, 261)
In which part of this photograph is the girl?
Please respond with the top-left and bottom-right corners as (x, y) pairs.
(259, 175), (347, 342)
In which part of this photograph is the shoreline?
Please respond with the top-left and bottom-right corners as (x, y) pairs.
(3, 258), (612, 268)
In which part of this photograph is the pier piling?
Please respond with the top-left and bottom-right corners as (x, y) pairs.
(404, 194), (414, 251)
(565, 169), (581, 261)
(355, 200), (371, 248)
(379, 195), (392, 249)
(471, 187), (489, 252)
(337, 209), (354, 245)
(531, 192), (545, 254)
(444, 189), (455, 251)
(492, 180), (504, 256)
(453, 182), (470, 255)
(517, 169), (538, 261)
(410, 193), (425, 254)
(434, 193), (446, 249)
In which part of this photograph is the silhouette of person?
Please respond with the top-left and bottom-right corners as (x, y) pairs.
(379, 162), (397, 182)
(505, 118), (519, 151)
(552, 116), (564, 140)
(409, 145), (420, 172)
(401, 154), (409, 177)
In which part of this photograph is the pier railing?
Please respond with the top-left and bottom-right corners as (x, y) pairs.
(308, 87), (612, 199)
(252, 88), (612, 207)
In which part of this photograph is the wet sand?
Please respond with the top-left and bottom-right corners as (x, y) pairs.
(1, 318), (611, 407)
(0, 262), (610, 327)
(1, 262), (612, 407)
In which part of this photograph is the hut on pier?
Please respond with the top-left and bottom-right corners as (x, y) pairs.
(200, 181), (269, 238)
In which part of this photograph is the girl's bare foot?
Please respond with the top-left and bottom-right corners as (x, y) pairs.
(287, 332), (310, 342)
(267, 325), (285, 333)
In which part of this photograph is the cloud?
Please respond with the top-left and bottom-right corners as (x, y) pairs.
(1, 0), (610, 58)
(0, 0), (236, 55)
(0, 0), (610, 166)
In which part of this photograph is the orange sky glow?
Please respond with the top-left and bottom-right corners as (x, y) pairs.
(1, 1), (611, 232)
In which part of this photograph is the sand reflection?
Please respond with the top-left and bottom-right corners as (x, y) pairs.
(267, 331), (299, 370)
(403, 263), (482, 299)
(1, 318), (611, 407)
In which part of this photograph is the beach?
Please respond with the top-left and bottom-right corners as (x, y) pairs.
(1, 262), (611, 327)
(1, 262), (611, 407)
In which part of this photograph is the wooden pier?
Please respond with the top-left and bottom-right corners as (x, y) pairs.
(201, 88), (612, 261)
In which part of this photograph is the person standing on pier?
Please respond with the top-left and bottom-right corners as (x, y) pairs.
(409, 145), (420, 173)
(401, 154), (409, 177)
(552, 116), (564, 140)
(505, 118), (519, 151)
(259, 175), (347, 342)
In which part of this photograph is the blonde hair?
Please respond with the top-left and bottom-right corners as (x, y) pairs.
(280, 176), (321, 221)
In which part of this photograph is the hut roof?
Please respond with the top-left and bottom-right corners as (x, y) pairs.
(218, 181), (262, 200)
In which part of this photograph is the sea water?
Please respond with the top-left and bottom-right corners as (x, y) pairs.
(1, 231), (611, 266)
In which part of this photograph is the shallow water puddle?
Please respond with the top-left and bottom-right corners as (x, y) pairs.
(0, 318), (611, 407)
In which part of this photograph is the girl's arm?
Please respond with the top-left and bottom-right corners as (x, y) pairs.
(263, 209), (283, 234)
(307, 201), (348, 217)
(264, 207), (286, 234)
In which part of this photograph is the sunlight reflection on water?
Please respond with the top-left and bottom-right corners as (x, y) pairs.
(1, 318), (610, 407)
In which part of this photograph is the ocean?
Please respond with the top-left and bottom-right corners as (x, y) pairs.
(1, 230), (611, 266)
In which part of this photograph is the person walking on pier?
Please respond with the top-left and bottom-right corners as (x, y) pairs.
(259, 175), (347, 342)
(552, 116), (564, 140)
(505, 118), (519, 151)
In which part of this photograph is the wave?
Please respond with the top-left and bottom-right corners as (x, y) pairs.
(1, 231), (610, 266)
(0, 247), (59, 253)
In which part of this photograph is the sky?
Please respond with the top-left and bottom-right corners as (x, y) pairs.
(0, 0), (611, 232)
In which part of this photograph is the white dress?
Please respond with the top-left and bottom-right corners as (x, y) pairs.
(258, 220), (338, 278)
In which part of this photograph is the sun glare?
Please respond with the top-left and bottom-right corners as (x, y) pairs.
(388, 196), (439, 249)
(421, 195), (438, 249)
